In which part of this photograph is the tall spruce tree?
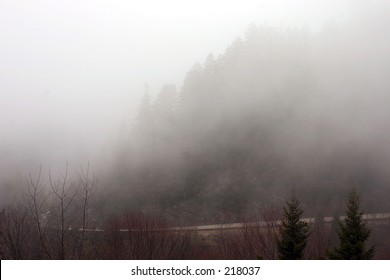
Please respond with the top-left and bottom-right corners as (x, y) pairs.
(327, 187), (374, 260)
(277, 192), (309, 260)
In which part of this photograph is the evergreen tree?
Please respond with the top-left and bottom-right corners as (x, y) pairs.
(277, 192), (309, 259)
(134, 84), (154, 138)
(327, 187), (374, 260)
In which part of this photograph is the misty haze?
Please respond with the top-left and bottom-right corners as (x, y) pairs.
(1, 0), (390, 260)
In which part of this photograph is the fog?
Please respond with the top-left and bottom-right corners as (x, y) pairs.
(1, 0), (390, 221)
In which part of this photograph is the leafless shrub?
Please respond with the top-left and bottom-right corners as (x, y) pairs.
(0, 206), (34, 259)
(101, 213), (195, 259)
(217, 206), (280, 259)
(305, 215), (333, 259)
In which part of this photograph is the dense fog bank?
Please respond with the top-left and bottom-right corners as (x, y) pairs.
(2, 1), (390, 224)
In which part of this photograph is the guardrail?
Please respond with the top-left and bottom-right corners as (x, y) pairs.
(74, 213), (390, 233)
(178, 212), (390, 232)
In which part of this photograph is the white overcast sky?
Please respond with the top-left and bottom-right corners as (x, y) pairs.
(0, 0), (349, 170)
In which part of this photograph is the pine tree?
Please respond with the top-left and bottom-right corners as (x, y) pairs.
(327, 187), (374, 260)
(277, 192), (309, 260)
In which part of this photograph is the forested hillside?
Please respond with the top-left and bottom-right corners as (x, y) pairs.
(105, 21), (390, 225)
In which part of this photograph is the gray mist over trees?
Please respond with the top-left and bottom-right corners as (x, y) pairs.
(1, 1), (390, 225)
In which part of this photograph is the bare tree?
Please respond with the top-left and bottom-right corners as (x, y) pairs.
(26, 167), (53, 259)
(49, 164), (77, 259)
(76, 164), (97, 259)
(0, 206), (33, 259)
(1, 165), (101, 260)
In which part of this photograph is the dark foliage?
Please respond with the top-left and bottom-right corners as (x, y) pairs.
(327, 187), (374, 260)
(277, 193), (309, 259)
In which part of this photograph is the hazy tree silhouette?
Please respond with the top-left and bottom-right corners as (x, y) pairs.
(328, 187), (374, 260)
(277, 192), (309, 259)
